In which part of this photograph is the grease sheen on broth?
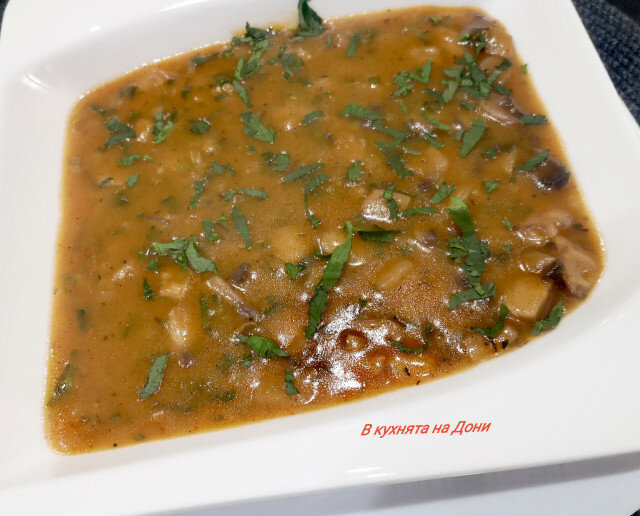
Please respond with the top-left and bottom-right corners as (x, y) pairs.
(45, 2), (603, 453)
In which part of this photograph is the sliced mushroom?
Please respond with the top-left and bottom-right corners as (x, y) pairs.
(230, 262), (250, 286)
(205, 276), (262, 321)
(479, 95), (524, 125)
(553, 236), (598, 298)
(518, 210), (573, 245)
(530, 157), (571, 191)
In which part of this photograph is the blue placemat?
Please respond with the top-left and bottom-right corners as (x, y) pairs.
(0, 0), (637, 120)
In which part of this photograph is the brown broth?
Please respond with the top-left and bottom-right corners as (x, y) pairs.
(45, 4), (604, 453)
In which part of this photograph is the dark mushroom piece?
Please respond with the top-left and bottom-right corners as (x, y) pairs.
(479, 94), (524, 125)
(530, 157), (571, 191)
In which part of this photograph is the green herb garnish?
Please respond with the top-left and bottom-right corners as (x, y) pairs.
(355, 228), (401, 242)
(347, 161), (363, 182)
(237, 334), (290, 357)
(446, 197), (494, 310)
(305, 222), (354, 338)
(152, 239), (217, 273)
(515, 149), (550, 171)
(347, 33), (360, 58)
(459, 118), (486, 157)
(152, 111), (175, 144)
(430, 181), (455, 203)
(241, 111), (275, 143)
(521, 114), (548, 125)
(139, 353), (170, 399)
(302, 110), (324, 125)
(103, 118), (136, 147)
(263, 152), (290, 171)
(295, 0), (325, 39)
(531, 301), (564, 335)
(223, 188), (268, 201)
(484, 181), (499, 193)
(142, 278), (155, 300)
(285, 261), (307, 280)
(126, 173), (139, 188)
(190, 119), (211, 134)
(342, 104), (383, 121)
(386, 154), (412, 179)
(471, 304), (509, 338)
(285, 369), (300, 395)
(232, 205), (252, 248)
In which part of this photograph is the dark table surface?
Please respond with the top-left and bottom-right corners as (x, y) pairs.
(0, 0), (638, 123)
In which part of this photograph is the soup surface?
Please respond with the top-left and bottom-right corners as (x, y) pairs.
(45, 1), (604, 453)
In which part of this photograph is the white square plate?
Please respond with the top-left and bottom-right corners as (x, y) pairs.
(1, 0), (639, 513)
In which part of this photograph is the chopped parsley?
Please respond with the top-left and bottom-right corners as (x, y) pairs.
(223, 188), (268, 201)
(304, 172), (329, 228)
(117, 154), (141, 166)
(347, 161), (363, 182)
(471, 304), (509, 338)
(202, 219), (221, 242)
(302, 110), (324, 125)
(347, 33), (360, 58)
(152, 239), (217, 273)
(263, 152), (290, 171)
(342, 104), (383, 121)
(305, 222), (354, 338)
(515, 149), (550, 171)
(142, 278), (155, 300)
(531, 301), (563, 335)
(459, 118), (486, 157)
(285, 261), (307, 280)
(152, 111), (175, 144)
(484, 181), (499, 193)
(241, 111), (275, 143)
(283, 162), (325, 183)
(237, 334), (290, 358)
(383, 184), (399, 220)
(188, 179), (207, 209)
(355, 228), (401, 242)
(103, 118), (136, 147)
(285, 369), (300, 395)
(190, 119), (211, 134)
(521, 114), (548, 125)
(386, 154), (412, 179)
(295, 0), (325, 39)
(423, 113), (451, 131)
(139, 353), (170, 400)
(125, 174), (139, 189)
(232, 205), (252, 248)
(430, 181), (455, 203)
(446, 197), (494, 310)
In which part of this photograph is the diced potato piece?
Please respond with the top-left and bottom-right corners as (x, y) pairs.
(361, 189), (411, 223)
(271, 225), (310, 263)
(317, 228), (348, 255)
(501, 275), (552, 319)
(518, 250), (556, 274)
(158, 270), (190, 299)
(134, 118), (153, 143)
(463, 332), (495, 361)
(418, 146), (449, 177)
(375, 260), (414, 291)
(165, 305), (198, 348)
